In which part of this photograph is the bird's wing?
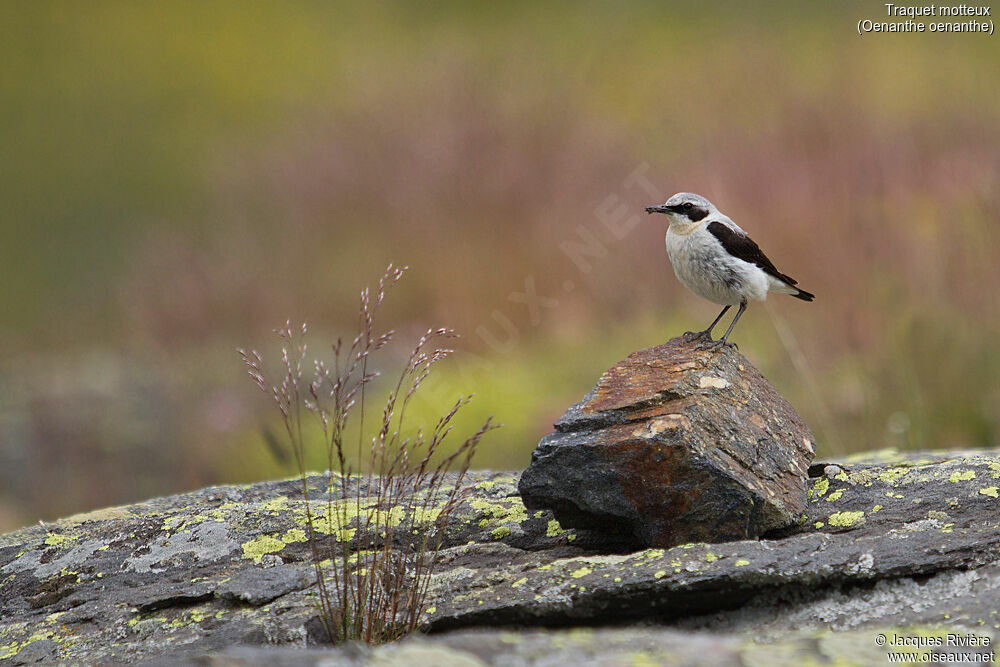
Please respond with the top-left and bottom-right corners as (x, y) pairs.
(706, 220), (798, 286)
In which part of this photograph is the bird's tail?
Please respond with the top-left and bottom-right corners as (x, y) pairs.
(767, 275), (815, 301)
(791, 287), (815, 302)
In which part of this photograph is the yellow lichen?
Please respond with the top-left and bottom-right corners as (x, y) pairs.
(412, 507), (442, 525)
(828, 511), (865, 527)
(241, 535), (286, 562)
(654, 570), (667, 579)
(43, 533), (78, 547)
(546, 519), (566, 538)
(511, 577), (528, 588)
(979, 486), (999, 498)
(949, 470), (975, 482)
(469, 498), (529, 524)
(734, 559), (750, 567)
(878, 467), (910, 484)
(281, 528), (307, 543)
(260, 496), (291, 512)
(826, 489), (844, 502)
(571, 566), (592, 579)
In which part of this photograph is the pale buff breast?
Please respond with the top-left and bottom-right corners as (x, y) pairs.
(665, 224), (770, 306)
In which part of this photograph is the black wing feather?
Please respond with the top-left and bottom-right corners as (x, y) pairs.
(706, 221), (798, 286)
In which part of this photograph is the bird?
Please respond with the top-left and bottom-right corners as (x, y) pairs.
(645, 192), (813, 348)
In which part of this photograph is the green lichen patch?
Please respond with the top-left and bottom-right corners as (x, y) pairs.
(979, 486), (999, 498)
(878, 467), (911, 485)
(492, 526), (512, 539)
(827, 511), (865, 527)
(241, 535), (286, 563)
(810, 478), (830, 500)
(281, 528), (307, 543)
(43, 533), (79, 547)
(468, 497), (531, 538)
(0, 622), (77, 662)
(949, 470), (976, 483)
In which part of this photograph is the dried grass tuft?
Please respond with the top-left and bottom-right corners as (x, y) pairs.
(239, 264), (497, 643)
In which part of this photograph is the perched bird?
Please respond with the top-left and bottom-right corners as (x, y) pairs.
(645, 193), (813, 348)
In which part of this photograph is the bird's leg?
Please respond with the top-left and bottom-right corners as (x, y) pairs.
(716, 300), (748, 348)
(683, 305), (730, 342)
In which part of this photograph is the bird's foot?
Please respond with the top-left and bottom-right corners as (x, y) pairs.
(695, 338), (738, 352)
(694, 338), (723, 351)
(682, 330), (713, 342)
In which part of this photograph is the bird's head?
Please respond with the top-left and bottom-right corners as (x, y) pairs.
(645, 192), (714, 224)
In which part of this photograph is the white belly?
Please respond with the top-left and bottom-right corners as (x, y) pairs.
(665, 228), (770, 305)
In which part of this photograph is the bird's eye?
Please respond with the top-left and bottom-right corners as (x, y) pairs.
(683, 203), (692, 210)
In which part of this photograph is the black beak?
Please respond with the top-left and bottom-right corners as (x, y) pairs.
(645, 204), (672, 214)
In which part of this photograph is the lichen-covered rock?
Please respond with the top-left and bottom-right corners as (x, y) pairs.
(518, 336), (815, 548)
(2, 449), (1000, 664)
(197, 625), (999, 667)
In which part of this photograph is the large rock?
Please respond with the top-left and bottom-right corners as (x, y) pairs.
(518, 336), (816, 548)
(3, 448), (1000, 664)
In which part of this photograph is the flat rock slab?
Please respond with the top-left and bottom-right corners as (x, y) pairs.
(431, 451), (1000, 633)
(1, 449), (1000, 664)
(518, 336), (816, 547)
(194, 625), (1000, 667)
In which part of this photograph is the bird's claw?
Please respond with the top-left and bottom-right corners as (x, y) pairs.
(682, 330), (712, 342)
(694, 338), (738, 352)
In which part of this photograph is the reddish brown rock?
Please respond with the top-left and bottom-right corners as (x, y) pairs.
(518, 336), (815, 548)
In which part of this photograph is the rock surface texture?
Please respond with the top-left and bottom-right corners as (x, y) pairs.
(518, 336), (816, 548)
(2, 449), (1000, 664)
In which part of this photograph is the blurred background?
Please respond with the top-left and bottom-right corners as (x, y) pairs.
(2, 1), (998, 532)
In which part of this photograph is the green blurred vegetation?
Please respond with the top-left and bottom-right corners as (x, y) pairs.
(1, 1), (998, 532)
